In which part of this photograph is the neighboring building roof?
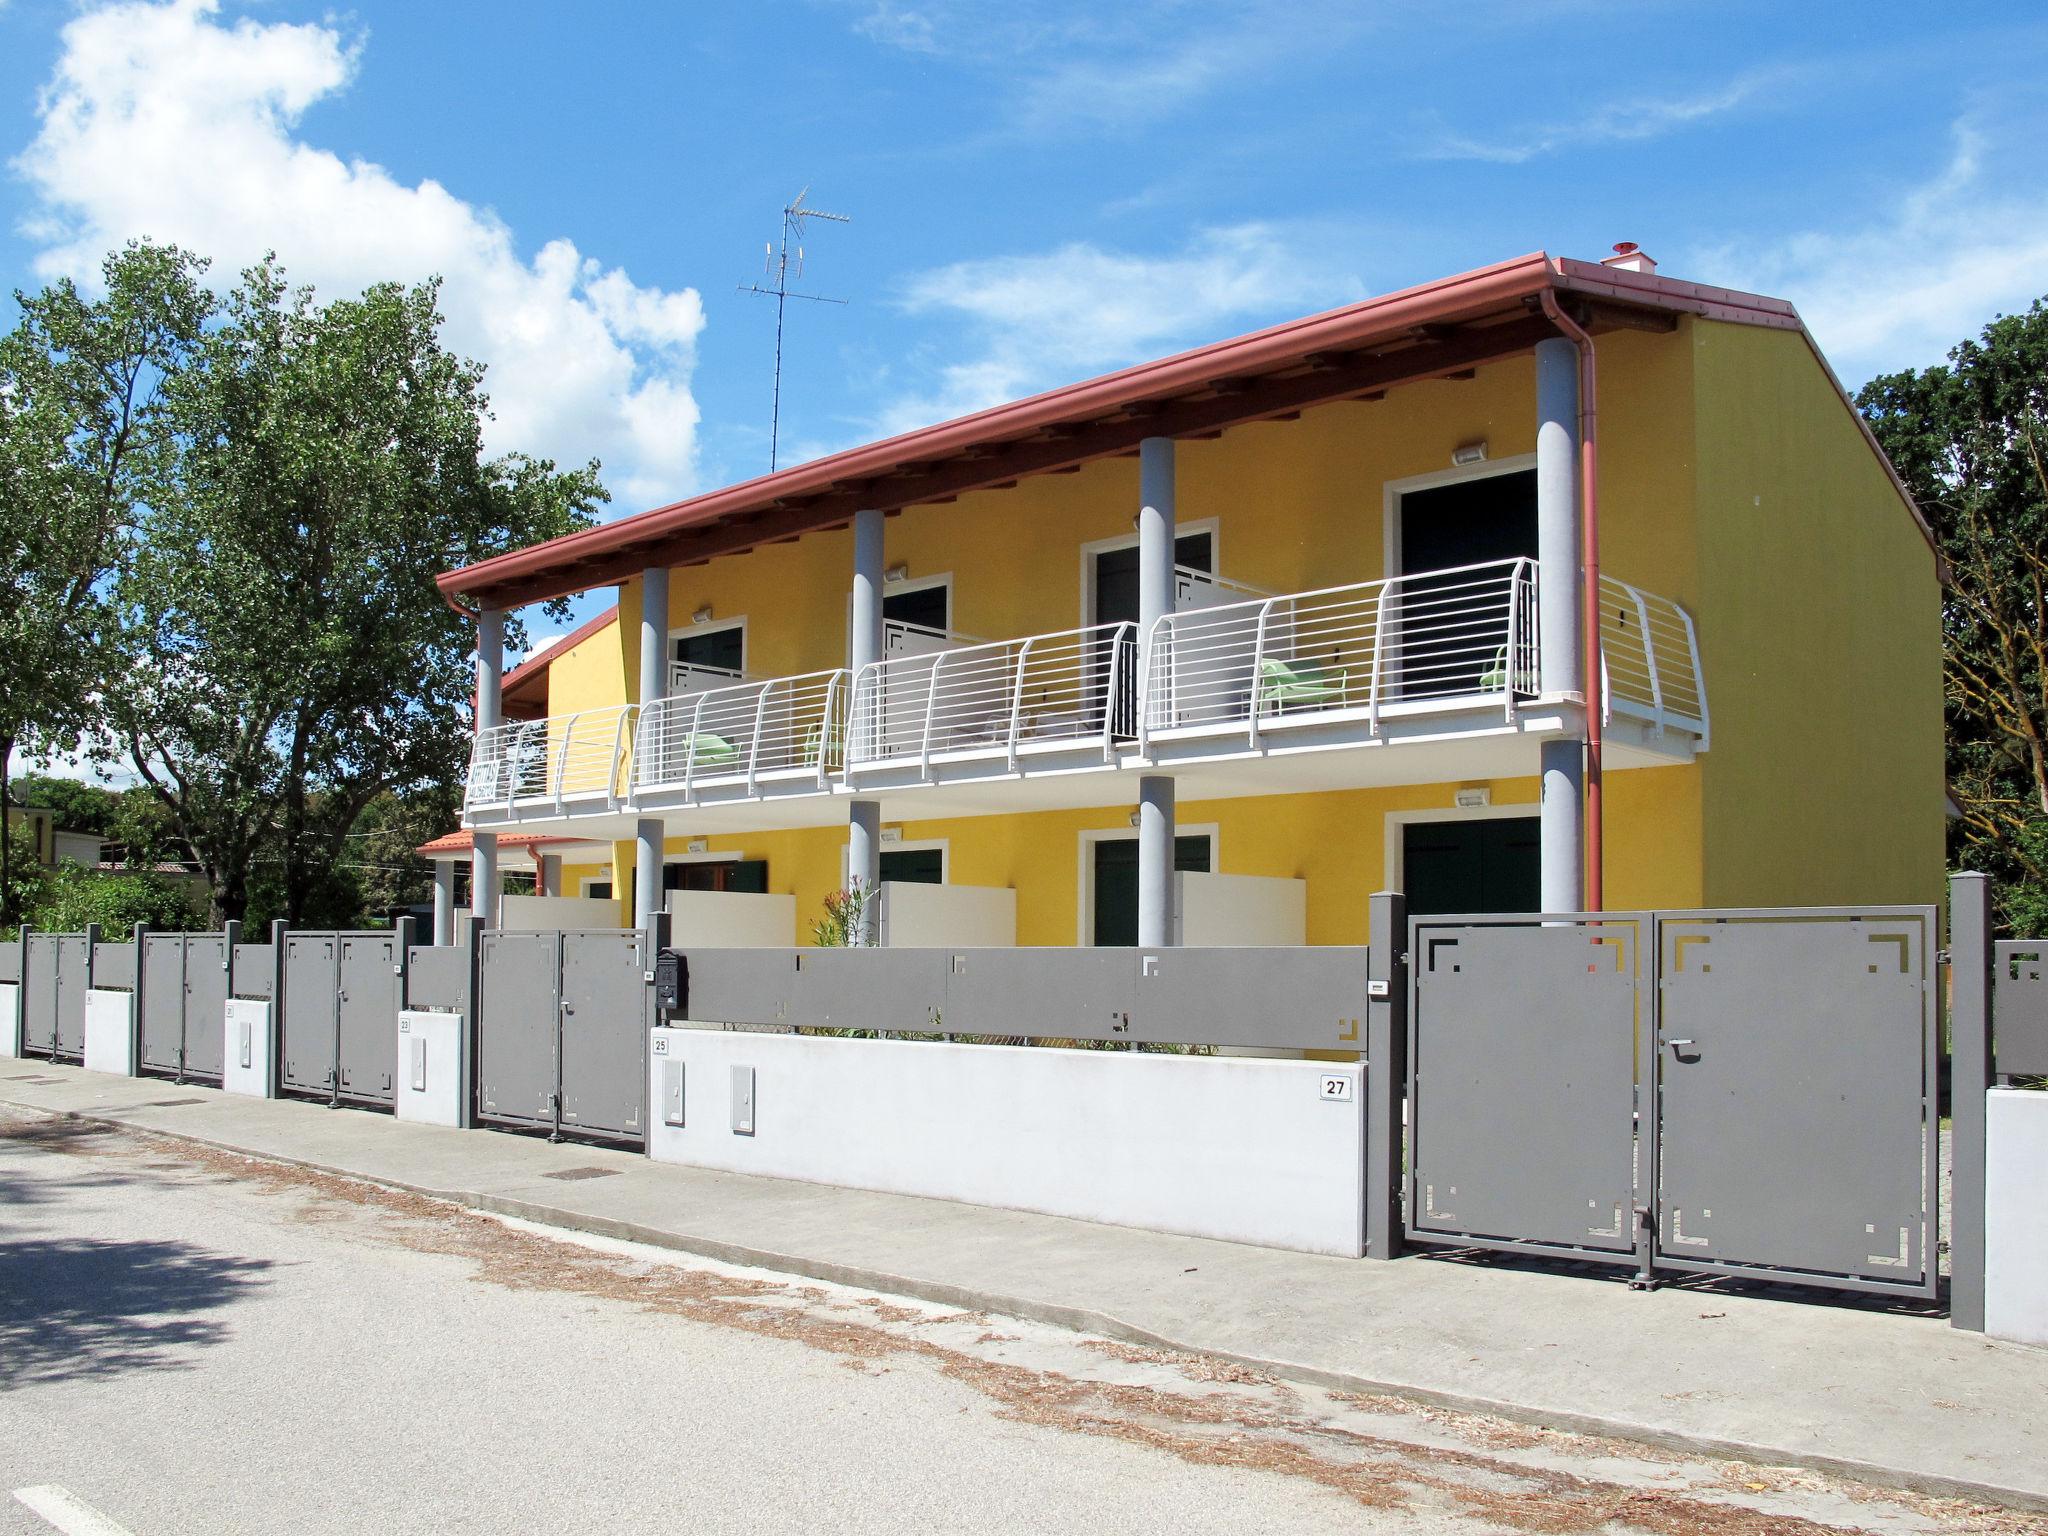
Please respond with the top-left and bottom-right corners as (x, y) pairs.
(438, 250), (1924, 612)
(416, 830), (581, 859)
(500, 604), (619, 719)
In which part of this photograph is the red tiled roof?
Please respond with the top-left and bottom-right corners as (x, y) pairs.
(416, 830), (581, 858)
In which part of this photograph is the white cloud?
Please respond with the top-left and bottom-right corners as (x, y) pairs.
(876, 223), (1360, 436)
(1691, 122), (2048, 380)
(1415, 69), (1784, 164)
(13, 0), (706, 512)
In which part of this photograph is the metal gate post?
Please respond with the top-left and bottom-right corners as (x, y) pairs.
(14, 926), (30, 1059)
(550, 929), (566, 1143)
(1365, 891), (1407, 1260)
(462, 914), (484, 1129)
(269, 920), (288, 1098)
(1633, 962), (1661, 1290)
(1949, 872), (1992, 1332)
(128, 922), (149, 1077)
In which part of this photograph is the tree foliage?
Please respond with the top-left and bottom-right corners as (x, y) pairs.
(11, 861), (206, 938)
(1859, 297), (2048, 934)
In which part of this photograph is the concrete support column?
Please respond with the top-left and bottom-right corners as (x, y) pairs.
(472, 607), (504, 925)
(539, 854), (562, 898)
(1137, 438), (1178, 947)
(1950, 871), (1992, 1332)
(848, 799), (881, 946)
(638, 565), (670, 707)
(1137, 776), (1175, 947)
(634, 818), (664, 932)
(1534, 339), (1585, 913)
(432, 862), (455, 946)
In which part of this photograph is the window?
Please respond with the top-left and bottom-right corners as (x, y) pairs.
(672, 622), (744, 673)
(879, 847), (944, 885)
(662, 859), (768, 894)
(1089, 833), (1213, 947)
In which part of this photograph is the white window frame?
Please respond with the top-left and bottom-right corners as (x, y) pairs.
(846, 572), (955, 660)
(841, 835), (950, 886)
(1078, 516), (1220, 629)
(578, 874), (615, 899)
(667, 615), (749, 676)
(1381, 454), (1538, 580)
(1382, 802), (1540, 895)
(1075, 821), (1221, 947)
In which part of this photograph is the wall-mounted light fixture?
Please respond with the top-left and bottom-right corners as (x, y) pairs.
(880, 825), (903, 845)
(1454, 787), (1491, 809)
(1452, 440), (1489, 467)
(686, 837), (710, 854)
(692, 604), (714, 625)
(1128, 810), (1142, 828)
(883, 563), (910, 585)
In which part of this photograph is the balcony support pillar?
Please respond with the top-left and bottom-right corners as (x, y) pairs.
(851, 507), (885, 676)
(1137, 440), (1178, 947)
(471, 606), (503, 925)
(848, 799), (882, 945)
(432, 861), (455, 946)
(633, 818), (664, 931)
(638, 565), (670, 706)
(539, 853), (562, 898)
(1535, 338), (1585, 913)
(1138, 775), (1176, 948)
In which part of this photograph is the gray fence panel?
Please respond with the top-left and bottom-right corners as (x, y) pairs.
(138, 936), (186, 1074)
(942, 949), (1134, 1040)
(1655, 910), (1937, 1296)
(52, 934), (89, 1060)
(557, 931), (647, 1142)
(792, 948), (949, 1032)
(1130, 947), (1371, 1050)
(407, 945), (469, 1013)
(95, 942), (138, 991)
(1406, 917), (1643, 1259)
(232, 946), (275, 1000)
(337, 935), (399, 1107)
(1994, 941), (2047, 1078)
(477, 930), (558, 1130)
(280, 934), (339, 1096)
(674, 949), (796, 1026)
(182, 936), (229, 1082)
(22, 935), (61, 1054)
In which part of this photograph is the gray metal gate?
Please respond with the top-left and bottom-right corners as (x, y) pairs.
(1993, 941), (2048, 1079)
(1654, 910), (1937, 1296)
(21, 933), (89, 1061)
(1406, 916), (1645, 1262)
(1405, 906), (1938, 1299)
(137, 933), (232, 1083)
(476, 929), (650, 1146)
(279, 926), (409, 1109)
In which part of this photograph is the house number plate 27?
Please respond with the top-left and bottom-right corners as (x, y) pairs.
(1319, 1076), (1354, 1103)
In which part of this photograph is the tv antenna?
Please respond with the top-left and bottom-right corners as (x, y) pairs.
(740, 186), (850, 471)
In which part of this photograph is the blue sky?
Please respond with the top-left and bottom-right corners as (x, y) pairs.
(3, 0), (2046, 668)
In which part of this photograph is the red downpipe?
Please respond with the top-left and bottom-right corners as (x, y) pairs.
(1539, 291), (1603, 910)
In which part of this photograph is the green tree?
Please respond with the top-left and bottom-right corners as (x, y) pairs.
(105, 257), (602, 924)
(19, 861), (204, 936)
(1859, 296), (2048, 934)
(0, 243), (211, 924)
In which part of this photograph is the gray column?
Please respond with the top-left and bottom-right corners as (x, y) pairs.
(634, 818), (664, 932)
(1365, 891), (1408, 1260)
(1949, 871), (1992, 1332)
(848, 800), (882, 945)
(472, 607), (504, 924)
(848, 509), (886, 948)
(432, 862), (455, 946)
(1535, 339), (1585, 913)
(539, 854), (562, 898)
(638, 565), (670, 706)
(1137, 438), (1178, 947)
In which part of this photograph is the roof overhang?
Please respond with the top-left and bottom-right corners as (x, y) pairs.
(437, 252), (1850, 613)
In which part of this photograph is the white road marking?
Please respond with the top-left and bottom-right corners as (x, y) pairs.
(13, 1486), (139, 1536)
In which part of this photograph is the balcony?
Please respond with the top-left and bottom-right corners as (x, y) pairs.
(461, 559), (1706, 830)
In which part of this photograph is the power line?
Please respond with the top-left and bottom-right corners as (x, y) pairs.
(739, 186), (851, 472)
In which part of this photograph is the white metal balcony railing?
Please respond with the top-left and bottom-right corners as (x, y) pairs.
(847, 621), (1138, 775)
(669, 659), (747, 695)
(636, 670), (848, 797)
(460, 560), (1707, 817)
(464, 703), (638, 812)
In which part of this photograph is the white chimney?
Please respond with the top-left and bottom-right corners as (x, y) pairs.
(1601, 241), (1658, 274)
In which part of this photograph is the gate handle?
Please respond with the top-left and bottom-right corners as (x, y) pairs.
(1665, 1037), (1698, 1053)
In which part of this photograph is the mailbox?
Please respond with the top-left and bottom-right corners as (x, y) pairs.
(653, 948), (686, 1015)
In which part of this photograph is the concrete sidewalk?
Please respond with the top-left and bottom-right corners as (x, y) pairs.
(4, 1061), (2043, 1511)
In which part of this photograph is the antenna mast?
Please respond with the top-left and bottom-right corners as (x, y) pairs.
(740, 186), (850, 472)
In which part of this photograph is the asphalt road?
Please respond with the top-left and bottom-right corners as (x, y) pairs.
(0, 1108), (2027, 1536)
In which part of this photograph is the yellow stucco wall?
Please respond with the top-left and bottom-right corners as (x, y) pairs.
(1688, 321), (1943, 907)
(528, 316), (1933, 925)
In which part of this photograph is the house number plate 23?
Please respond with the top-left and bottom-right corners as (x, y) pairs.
(1319, 1076), (1353, 1103)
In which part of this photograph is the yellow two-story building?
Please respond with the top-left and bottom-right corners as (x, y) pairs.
(430, 246), (1942, 950)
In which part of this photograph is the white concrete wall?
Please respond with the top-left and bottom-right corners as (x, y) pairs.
(223, 999), (274, 1098)
(83, 989), (136, 1076)
(877, 881), (1016, 947)
(0, 982), (18, 1058)
(500, 894), (622, 929)
(397, 1010), (469, 1128)
(1176, 872), (1307, 947)
(1986, 1087), (2048, 1347)
(648, 1027), (1364, 1255)
(665, 889), (796, 947)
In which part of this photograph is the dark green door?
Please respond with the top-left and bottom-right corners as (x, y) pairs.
(1402, 817), (1540, 917)
(880, 847), (944, 884)
(1092, 834), (1212, 946)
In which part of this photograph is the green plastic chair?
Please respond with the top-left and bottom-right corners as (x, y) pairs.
(1255, 655), (1347, 716)
(680, 732), (738, 770)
